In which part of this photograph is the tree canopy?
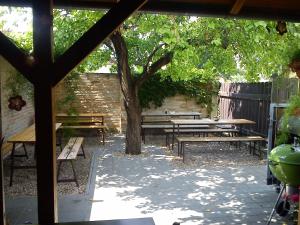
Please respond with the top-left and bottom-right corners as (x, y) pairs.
(1, 7), (300, 98)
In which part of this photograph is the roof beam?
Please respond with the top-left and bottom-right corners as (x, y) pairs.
(230, 0), (246, 15)
(1, 0), (300, 22)
(0, 32), (35, 83)
(52, 0), (147, 85)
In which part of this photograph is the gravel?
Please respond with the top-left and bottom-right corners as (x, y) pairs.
(145, 135), (267, 168)
(3, 137), (97, 197)
(3, 134), (267, 197)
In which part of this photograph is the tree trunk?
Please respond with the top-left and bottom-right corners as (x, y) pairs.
(110, 30), (172, 155)
(124, 94), (142, 154)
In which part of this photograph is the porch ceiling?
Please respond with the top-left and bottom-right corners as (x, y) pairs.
(2, 0), (300, 22)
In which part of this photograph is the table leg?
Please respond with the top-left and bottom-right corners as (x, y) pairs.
(172, 124), (175, 150)
(9, 143), (16, 187)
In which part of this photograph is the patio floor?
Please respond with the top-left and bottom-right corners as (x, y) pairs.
(5, 135), (292, 225)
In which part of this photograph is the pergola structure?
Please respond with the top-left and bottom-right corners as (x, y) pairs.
(0, 0), (300, 225)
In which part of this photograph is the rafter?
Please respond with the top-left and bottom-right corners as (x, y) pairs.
(230, 0), (246, 15)
(52, 0), (147, 86)
(0, 32), (34, 83)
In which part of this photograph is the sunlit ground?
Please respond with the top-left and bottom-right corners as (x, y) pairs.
(86, 135), (282, 225)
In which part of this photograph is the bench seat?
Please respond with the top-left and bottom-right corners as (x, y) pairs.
(176, 136), (266, 162)
(57, 137), (85, 187)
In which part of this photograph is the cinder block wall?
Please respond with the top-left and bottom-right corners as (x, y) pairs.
(0, 57), (35, 155)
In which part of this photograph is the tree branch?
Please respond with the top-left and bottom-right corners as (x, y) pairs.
(136, 51), (173, 88)
(110, 30), (134, 101)
(143, 43), (166, 72)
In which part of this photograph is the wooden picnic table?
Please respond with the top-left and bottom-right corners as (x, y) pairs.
(141, 111), (201, 123)
(7, 123), (62, 186)
(56, 113), (112, 125)
(170, 118), (256, 149)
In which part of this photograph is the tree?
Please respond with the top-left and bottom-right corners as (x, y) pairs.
(110, 30), (173, 154)
(2, 8), (300, 154)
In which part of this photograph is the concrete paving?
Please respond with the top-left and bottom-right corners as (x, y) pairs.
(5, 135), (293, 225)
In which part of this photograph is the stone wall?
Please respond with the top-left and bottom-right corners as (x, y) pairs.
(0, 57), (35, 155)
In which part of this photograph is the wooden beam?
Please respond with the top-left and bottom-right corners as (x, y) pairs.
(52, 0), (147, 85)
(32, 0), (58, 223)
(230, 0), (246, 15)
(0, 32), (35, 84)
(0, 138), (6, 225)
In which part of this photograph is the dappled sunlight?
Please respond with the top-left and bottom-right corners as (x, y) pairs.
(88, 135), (279, 225)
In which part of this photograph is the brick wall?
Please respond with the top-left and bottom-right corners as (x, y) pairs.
(56, 73), (207, 132)
(0, 57), (35, 154)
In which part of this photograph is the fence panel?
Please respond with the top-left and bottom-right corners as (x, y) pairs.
(218, 82), (272, 137)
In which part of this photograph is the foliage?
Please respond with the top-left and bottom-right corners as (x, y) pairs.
(2, 8), (300, 110)
(139, 73), (218, 114)
(5, 70), (33, 101)
(276, 95), (300, 145)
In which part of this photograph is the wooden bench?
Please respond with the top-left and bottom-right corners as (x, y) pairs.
(57, 114), (107, 145)
(60, 124), (106, 145)
(141, 124), (210, 143)
(57, 137), (85, 187)
(176, 136), (266, 162)
(164, 128), (239, 146)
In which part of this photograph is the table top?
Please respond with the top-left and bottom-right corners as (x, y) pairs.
(57, 113), (111, 117)
(7, 123), (62, 144)
(142, 111), (201, 117)
(171, 118), (255, 125)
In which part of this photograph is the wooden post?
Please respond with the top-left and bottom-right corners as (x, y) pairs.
(0, 139), (6, 225)
(32, 1), (58, 223)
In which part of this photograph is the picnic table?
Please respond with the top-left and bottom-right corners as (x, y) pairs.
(7, 123), (62, 186)
(170, 118), (256, 149)
(57, 113), (111, 145)
(141, 111), (202, 143)
(141, 111), (201, 122)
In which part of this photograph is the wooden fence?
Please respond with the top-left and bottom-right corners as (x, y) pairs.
(218, 82), (272, 137)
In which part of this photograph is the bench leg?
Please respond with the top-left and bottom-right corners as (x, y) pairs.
(57, 161), (62, 181)
(23, 143), (29, 159)
(182, 142), (185, 163)
(9, 143), (16, 186)
(102, 129), (105, 145)
(57, 160), (79, 188)
(77, 144), (86, 159)
(70, 161), (79, 187)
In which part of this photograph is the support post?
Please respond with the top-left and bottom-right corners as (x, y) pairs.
(32, 1), (57, 223)
(0, 139), (5, 225)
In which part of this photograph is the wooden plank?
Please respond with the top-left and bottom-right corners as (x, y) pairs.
(58, 138), (77, 160)
(176, 136), (265, 142)
(52, 0), (147, 85)
(164, 128), (239, 133)
(60, 125), (106, 129)
(0, 32), (34, 84)
(32, 0), (57, 223)
(171, 119), (256, 125)
(67, 137), (83, 159)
